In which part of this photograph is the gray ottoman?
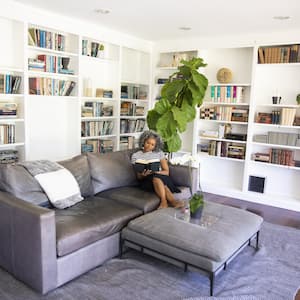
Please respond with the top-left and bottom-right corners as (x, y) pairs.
(121, 201), (263, 296)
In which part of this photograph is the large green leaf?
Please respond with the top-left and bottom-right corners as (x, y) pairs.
(154, 98), (171, 115)
(146, 110), (161, 130)
(181, 98), (196, 122)
(161, 79), (186, 103)
(171, 106), (188, 133)
(165, 132), (182, 152)
(156, 111), (177, 138)
(187, 81), (201, 106)
(191, 70), (208, 95)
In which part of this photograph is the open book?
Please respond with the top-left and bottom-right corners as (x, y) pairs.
(133, 159), (161, 172)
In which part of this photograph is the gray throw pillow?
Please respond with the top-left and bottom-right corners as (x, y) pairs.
(87, 150), (138, 194)
(0, 164), (50, 207)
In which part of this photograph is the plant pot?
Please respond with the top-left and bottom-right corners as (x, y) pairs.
(190, 206), (203, 219)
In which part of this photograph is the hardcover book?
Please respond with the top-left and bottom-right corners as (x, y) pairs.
(133, 159), (160, 172)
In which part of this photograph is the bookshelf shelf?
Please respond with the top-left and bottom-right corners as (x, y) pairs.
(255, 104), (300, 108)
(253, 123), (300, 129)
(28, 46), (78, 57)
(0, 118), (24, 123)
(81, 135), (117, 140)
(198, 152), (245, 162)
(208, 83), (251, 87)
(0, 142), (25, 148)
(0, 67), (24, 73)
(81, 116), (117, 121)
(250, 160), (300, 171)
(200, 136), (247, 144)
(199, 119), (248, 125)
(251, 142), (300, 150)
(202, 102), (249, 106)
(28, 71), (78, 79)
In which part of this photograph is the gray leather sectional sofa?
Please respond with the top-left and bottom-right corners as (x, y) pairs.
(0, 150), (197, 294)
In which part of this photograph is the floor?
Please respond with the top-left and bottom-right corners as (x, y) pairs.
(204, 192), (300, 300)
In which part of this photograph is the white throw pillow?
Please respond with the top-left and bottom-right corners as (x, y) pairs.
(35, 168), (83, 209)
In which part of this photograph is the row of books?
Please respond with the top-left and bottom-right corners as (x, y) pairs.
(28, 55), (74, 75)
(0, 103), (17, 118)
(253, 149), (294, 166)
(0, 75), (22, 94)
(29, 78), (76, 96)
(209, 86), (245, 103)
(119, 136), (138, 150)
(81, 121), (114, 137)
(121, 85), (148, 100)
(81, 102), (113, 117)
(256, 108), (296, 126)
(0, 150), (18, 164)
(0, 124), (16, 144)
(82, 40), (104, 57)
(258, 45), (300, 64)
(28, 28), (65, 51)
(120, 118), (145, 134)
(253, 132), (299, 146)
(120, 102), (145, 116)
(81, 139), (114, 153)
(204, 140), (246, 159)
(200, 107), (248, 122)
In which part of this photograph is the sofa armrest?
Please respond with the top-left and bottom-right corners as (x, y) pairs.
(0, 191), (57, 294)
(168, 164), (199, 194)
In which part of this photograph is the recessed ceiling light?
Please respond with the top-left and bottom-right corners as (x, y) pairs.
(94, 8), (111, 14)
(273, 16), (291, 20)
(179, 26), (191, 31)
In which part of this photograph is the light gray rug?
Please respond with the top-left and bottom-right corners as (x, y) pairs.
(0, 222), (299, 300)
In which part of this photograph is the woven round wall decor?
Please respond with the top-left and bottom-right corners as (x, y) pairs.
(216, 68), (233, 83)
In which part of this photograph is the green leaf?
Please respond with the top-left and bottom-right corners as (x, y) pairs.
(165, 132), (181, 152)
(187, 81), (201, 106)
(156, 111), (177, 138)
(181, 98), (196, 122)
(171, 106), (188, 133)
(146, 110), (161, 130)
(191, 70), (208, 92)
(161, 79), (186, 103)
(154, 98), (171, 115)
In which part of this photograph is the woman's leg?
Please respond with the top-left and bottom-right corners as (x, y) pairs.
(152, 177), (168, 209)
(165, 186), (185, 208)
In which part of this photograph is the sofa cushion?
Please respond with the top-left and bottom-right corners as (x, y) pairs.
(87, 150), (138, 194)
(55, 196), (142, 257)
(59, 154), (93, 197)
(0, 164), (49, 207)
(98, 186), (191, 213)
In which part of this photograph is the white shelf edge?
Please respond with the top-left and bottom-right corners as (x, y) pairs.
(197, 152), (245, 162)
(199, 119), (248, 125)
(0, 67), (24, 73)
(253, 123), (300, 129)
(120, 116), (146, 119)
(27, 95), (78, 99)
(0, 93), (24, 97)
(27, 70), (78, 79)
(202, 101), (249, 106)
(0, 118), (24, 122)
(255, 104), (300, 108)
(81, 135), (117, 140)
(81, 97), (117, 101)
(208, 83), (251, 86)
(121, 81), (149, 85)
(250, 160), (300, 171)
(81, 116), (117, 121)
(0, 142), (25, 148)
(81, 54), (118, 63)
(257, 62), (300, 67)
(119, 132), (143, 136)
(199, 137), (247, 144)
(28, 46), (78, 57)
(121, 98), (149, 102)
(251, 142), (300, 150)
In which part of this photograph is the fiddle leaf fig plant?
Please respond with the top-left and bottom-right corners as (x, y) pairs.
(147, 57), (208, 152)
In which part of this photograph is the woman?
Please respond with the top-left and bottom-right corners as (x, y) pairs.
(131, 130), (184, 209)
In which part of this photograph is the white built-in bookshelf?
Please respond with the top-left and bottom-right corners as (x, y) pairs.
(153, 46), (300, 211)
(0, 15), (151, 162)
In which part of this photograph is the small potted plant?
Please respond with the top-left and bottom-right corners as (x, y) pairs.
(189, 192), (204, 219)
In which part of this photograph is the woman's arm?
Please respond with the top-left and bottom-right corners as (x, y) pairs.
(156, 158), (169, 176)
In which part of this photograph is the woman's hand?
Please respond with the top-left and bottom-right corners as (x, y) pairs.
(137, 169), (152, 179)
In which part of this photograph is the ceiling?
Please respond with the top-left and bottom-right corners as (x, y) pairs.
(14, 0), (300, 41)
